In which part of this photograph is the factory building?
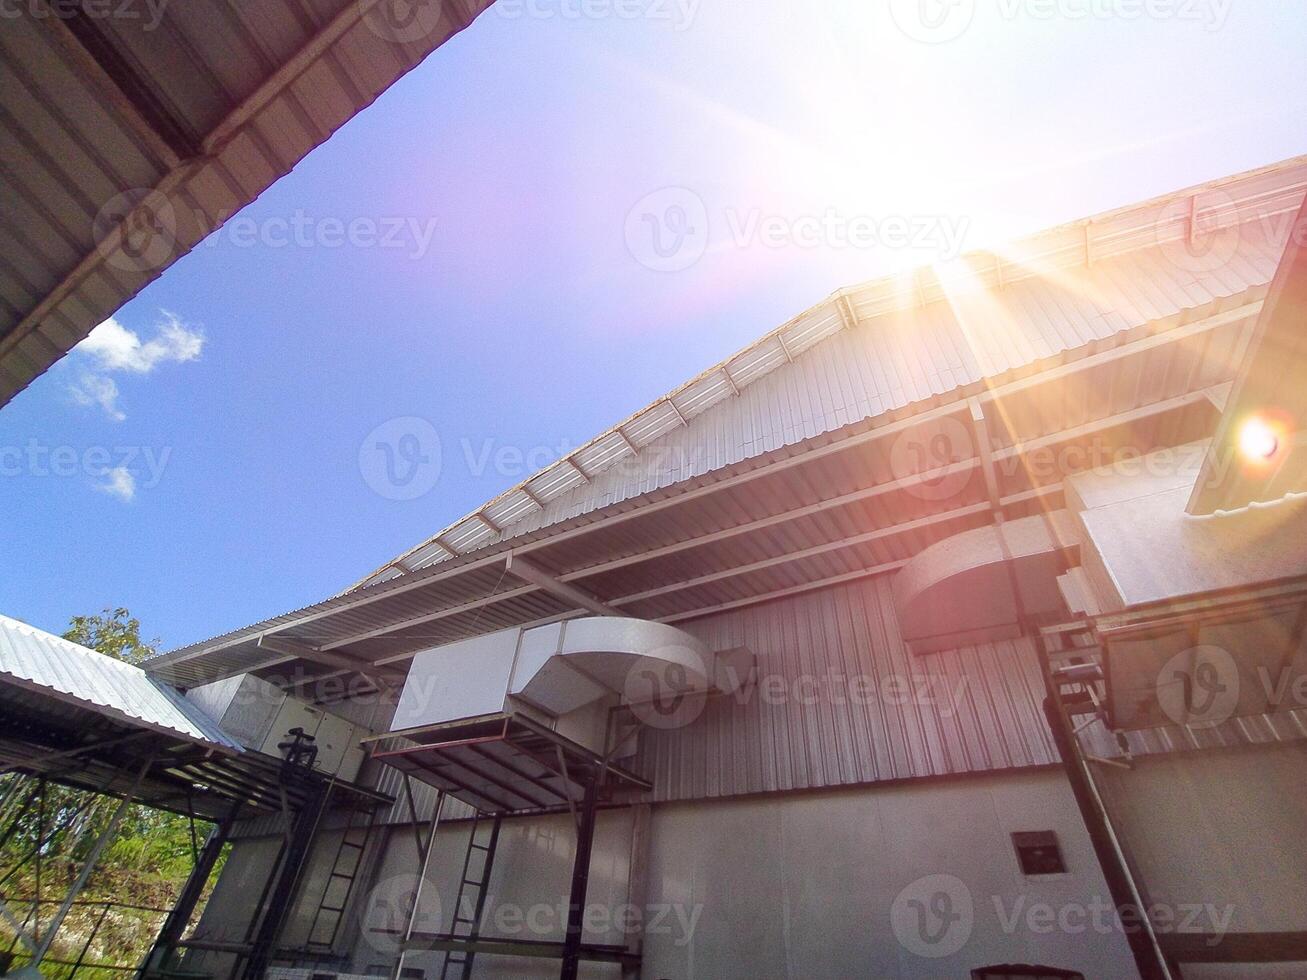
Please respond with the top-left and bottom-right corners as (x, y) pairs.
(7, 155), (1307, 980)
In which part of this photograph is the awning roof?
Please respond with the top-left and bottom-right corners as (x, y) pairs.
(0, 614), (392, 819)
(0, 0), (490, 407)
(0, 613), (240, 750)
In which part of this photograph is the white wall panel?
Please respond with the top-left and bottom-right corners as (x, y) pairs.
(643, 772), (1138, 980)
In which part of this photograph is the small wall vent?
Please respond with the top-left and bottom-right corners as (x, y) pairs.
(1011, 830), (1067, 876)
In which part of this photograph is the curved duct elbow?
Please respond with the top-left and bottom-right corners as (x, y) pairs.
(894, 511), (1081, 655)
(509, 617), (716, 716)
(390, 618), (749, 755)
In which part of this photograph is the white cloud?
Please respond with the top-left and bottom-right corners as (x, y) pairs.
(69, 312), (204, 420)
(95, 466), (136, 503)
(69, 373), (125, 422)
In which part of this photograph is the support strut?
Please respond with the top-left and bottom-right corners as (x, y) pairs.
(560, 778), (600, 980)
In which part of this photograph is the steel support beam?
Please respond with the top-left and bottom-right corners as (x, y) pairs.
(968, 398), (1005, 519)
(139, 811), (235, 979)
(504, 554), (623, 617)
(1038, 648), (1175, 980)
(257, 633), (405, 688)
(390, 785), (445, 980)
(36, 1), (199, 164)
(239, 779), (332, 979)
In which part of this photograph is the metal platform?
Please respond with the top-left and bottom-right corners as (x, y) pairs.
(369, 713), (650, 815)
(372, 929), (641, 967)
(0, 693), (390, 820)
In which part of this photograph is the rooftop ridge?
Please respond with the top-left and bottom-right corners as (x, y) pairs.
(352, 154), (1307, 591)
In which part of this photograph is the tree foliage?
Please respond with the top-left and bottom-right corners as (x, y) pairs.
(61, 607), (158, 665)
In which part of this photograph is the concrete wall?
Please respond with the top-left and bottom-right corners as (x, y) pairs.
(183, 835), (281, 977)
(1095, 741), (1307, 977)
(197, 742), (1307, 978)
(641, 770), (1135, 980)
(319, 770), (1132, 979)
(351, 808), (636, 980)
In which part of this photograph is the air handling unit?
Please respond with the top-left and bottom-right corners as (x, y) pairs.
(373, 616), (753, 803)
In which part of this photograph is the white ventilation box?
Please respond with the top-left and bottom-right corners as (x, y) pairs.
(390, 617), (751, 756)
(185, 673), (371, 782)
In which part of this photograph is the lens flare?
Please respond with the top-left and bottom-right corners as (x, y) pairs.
(1238, 417), (1279, 461)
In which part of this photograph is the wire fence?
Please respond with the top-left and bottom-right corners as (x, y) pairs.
(0, 896), (170, 980)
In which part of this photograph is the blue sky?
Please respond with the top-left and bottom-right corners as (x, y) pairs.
(3, 0), (1306, 651)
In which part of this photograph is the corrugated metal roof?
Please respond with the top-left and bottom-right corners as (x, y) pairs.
(149, 158), (1298, 688)
(357, 155), (1306, 588)
(0, 613), (241, 750)
(148, 299), (1254, 685)
(0, 0), (492, 406)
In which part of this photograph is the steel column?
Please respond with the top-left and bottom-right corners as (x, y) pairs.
(560, 778), (600, 980)
(391, 784), (445, 980)
(30, 755), (155, 967)
(138, 813), (235, 979)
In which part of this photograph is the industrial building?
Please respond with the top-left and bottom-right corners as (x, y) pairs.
(4, 152), (1307, 979)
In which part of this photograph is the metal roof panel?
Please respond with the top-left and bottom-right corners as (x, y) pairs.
(0, 613), (241, 751)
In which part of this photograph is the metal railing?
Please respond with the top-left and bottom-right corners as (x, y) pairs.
(0, 896), (170, 980)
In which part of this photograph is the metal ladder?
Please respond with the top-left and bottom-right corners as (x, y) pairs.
(1042, 623), (1109, 729)
(305, 798), (379, 951)
(439, 810), (503, 980)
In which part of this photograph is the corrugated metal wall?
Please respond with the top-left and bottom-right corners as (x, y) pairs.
(635, 575), (1057, 801)
(231, 574), (1053, 838)
(225, 567), (1307, 842)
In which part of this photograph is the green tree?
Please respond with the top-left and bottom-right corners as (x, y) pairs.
(62, 607), (158, 664)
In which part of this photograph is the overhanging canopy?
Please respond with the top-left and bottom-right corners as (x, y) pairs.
(0, 0), (490, 407)
(0, 614), (387, 819)
(1189, 194), (1307, 514)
